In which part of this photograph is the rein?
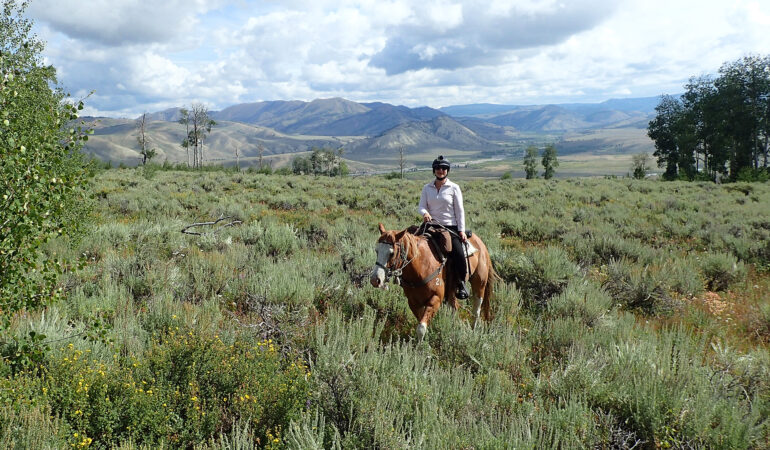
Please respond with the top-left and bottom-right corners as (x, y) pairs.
(421, 220), (461, 239)
(378, 238), (445, 288)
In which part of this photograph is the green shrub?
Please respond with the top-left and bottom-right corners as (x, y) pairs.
(287, 408), (343, 449)
(547, 280), (614, 327)
(497, 246), (579, 309)
(498, 213), (567, 242)
(566, 234), (654, 266)
(33, 328), (310, 448)
(0, 405), (69, 449)
(261, 223), (303, 258)
(589, 330), (766, 448)
(700, 252), (746, 291)
(736, 167), (770, 182)
(750, 302), (770, 342)
(429, 307), (532, 377)
(663, 255), (705, 297)
(4, 165), (770, 449)
(602, 259), (675, 315)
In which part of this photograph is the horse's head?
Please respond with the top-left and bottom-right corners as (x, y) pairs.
(370, 223), (402, 288)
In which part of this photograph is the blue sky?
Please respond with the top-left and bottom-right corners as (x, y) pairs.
(26, 0), (770, 118)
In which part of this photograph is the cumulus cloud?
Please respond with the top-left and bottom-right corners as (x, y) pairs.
(369, 0), (618, 74)
(23, 0), (770, 117)
(27, 0), (222, 46)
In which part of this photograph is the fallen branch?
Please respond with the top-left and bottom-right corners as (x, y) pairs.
(181, 215), (242, 236)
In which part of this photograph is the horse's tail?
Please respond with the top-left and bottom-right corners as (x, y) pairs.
(481, 246), (499, 322)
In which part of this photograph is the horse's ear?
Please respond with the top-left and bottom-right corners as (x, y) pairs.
(378, 223), (386, 234)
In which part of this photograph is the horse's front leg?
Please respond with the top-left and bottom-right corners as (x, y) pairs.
(415, 295), (442, 342)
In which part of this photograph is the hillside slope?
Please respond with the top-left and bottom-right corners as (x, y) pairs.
(344, 116), (498, 163)
(82, 117), (355, 166)
(83, 96), (657, 167)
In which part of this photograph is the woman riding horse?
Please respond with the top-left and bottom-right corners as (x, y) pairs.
(370, 223), (496, 341)
(370, 157), (497, 341)
(418, 155), (469, 299)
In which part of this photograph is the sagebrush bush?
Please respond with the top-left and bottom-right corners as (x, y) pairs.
(662, 254), (706, 297)
(546, 279), (614, 327)
(4, 168), (770, 448)
(497, 246), (579, 309)
(700, 252), (747, 291)
(0, 405), (69, 449)
(603, 259), (676, 315)
(566, 233), (655, 266)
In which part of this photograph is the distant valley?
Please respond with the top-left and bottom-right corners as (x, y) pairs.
(81, 96), (659, 170)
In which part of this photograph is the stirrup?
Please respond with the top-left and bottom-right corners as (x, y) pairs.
(456, 281), (469, 299)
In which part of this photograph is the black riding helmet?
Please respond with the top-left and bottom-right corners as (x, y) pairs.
(432, 155), (451, 172)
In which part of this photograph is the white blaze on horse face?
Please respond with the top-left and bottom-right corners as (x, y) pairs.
(370, 242), (393, 288)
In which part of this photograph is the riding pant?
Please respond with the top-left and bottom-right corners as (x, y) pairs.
(444, 225), (467, 281)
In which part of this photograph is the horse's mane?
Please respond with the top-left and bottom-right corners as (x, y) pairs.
(398, 229), (422, 260)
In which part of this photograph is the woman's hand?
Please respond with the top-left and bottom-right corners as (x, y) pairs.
(423, 213), (432, 222)
(459, 231), (467, 242)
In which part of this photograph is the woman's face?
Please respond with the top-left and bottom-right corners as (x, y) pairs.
(434, 167), (448, 178)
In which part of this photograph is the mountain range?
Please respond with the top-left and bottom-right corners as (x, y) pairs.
(82, 96), (661, 168)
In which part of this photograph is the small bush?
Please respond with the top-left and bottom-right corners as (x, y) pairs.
(497, 246), (579, 309)
(736, 167), (770, 182)
(700, 252), (746, 291)
(547, 280), (614, 327)
(603, 259), (675, 315)
(663, 256), (705, 297)
(36, 329), (310, 448)
(568, 234), (655, 266)
(749, 302), (770, 342)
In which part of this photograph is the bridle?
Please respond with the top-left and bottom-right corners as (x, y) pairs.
(376, 236), (445, 288)
(375, 240), (413, 279)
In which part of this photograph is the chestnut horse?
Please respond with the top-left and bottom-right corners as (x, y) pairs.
(370, 223), (497, 341)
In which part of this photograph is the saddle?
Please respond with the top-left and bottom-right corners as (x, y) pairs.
(406, 224), (477, 260)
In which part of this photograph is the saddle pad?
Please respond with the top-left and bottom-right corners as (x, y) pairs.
(464, 241), (478, 256)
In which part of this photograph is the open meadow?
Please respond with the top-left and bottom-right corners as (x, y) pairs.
(456, 152), (638, 180)
(3, 168), (770, 449)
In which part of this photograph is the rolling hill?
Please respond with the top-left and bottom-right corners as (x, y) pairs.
(82, 117), (354, 166)
(344, 116), (497, 164)
(81, 96), (658, 168)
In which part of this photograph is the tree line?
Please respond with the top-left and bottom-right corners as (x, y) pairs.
(522, 144), (559, 179)
(648, 55), (770, 181)
(291, 147), (349, 176)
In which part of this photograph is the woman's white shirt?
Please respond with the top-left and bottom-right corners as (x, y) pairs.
(417, 179), (465, 232)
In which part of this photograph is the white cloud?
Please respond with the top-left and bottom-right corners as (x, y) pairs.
(23, 0), (770, 117)
(27, 0), (225, 46)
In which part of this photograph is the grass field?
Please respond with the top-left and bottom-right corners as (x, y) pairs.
(2, 168), (768, 448)
(451, 152), (638, 179)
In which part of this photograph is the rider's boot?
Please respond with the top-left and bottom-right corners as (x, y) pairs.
(456, 280), (469, 299)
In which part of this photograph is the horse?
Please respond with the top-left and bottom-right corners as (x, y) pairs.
(370, 223), (497, 341)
